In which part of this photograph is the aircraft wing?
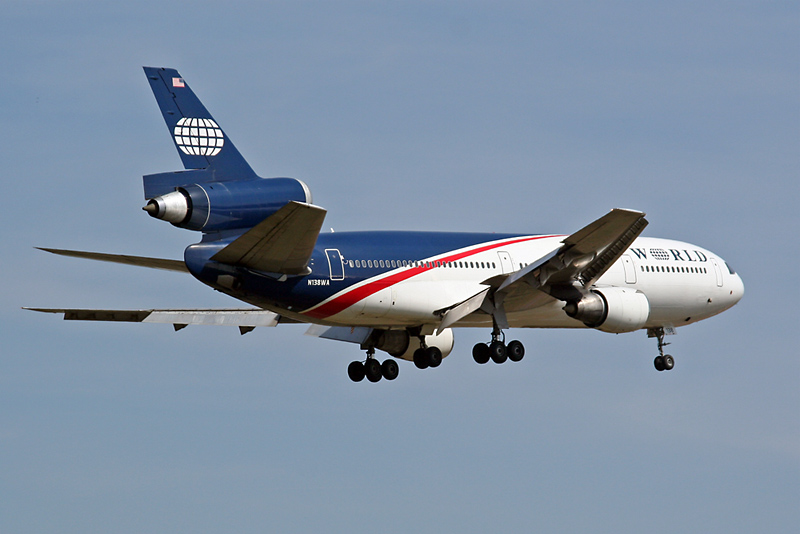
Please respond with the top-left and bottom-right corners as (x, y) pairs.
(497, 209), (647, 317)
(439, 209), (648, 330)
(499, 208), (648, 292)
(211, 201), (327, 275)
(24, 307), (292, 334)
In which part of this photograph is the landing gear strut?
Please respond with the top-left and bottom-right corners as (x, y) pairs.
(472, 321), (525, 365)
(650, 328), (675, 372)
(348, 347), (399, 383)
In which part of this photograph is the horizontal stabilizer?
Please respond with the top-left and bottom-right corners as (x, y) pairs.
(37, 248), (188, 273)
(211, 201), (327, 275)
(25, 308), (282, 328)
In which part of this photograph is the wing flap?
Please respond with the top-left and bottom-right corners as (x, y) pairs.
(436, 288), (491, 333)
(211, 201), (327, 275)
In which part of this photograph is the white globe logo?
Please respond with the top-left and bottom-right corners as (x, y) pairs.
(173, 117), (224, 156)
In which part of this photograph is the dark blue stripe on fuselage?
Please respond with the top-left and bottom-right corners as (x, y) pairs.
(185, 230), (528, 313)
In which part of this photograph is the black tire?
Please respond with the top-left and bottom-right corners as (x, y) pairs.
(490, 341), (507, 364)
(663, 354), (675, 371)
(365, 359), (382, 382)
(473, 343), (490, 364)
(507, 340), (525, 362)
(382, 359), (399, 380)
(347, 361), (365, 382)
(413, 348), (429, 369)
(426, 347), (443, 368)
(654, 355), (665, 372)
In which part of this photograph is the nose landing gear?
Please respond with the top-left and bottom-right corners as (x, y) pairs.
(650, 327), (675, 372)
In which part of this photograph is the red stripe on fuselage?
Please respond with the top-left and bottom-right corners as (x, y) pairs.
(302, 235), (556, 320)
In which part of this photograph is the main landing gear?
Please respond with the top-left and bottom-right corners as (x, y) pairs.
(412, 345), (443, 370)
(651, 327), (675, 372)
(472, 325), (525, 365)
(348, 348), (399, 383)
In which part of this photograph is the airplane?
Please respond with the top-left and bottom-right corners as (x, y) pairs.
(27, 67), (745, 383)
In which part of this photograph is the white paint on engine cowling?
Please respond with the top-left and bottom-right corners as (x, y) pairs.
(150, 190), (189, 223)
(593, 287), (650, 333)
(392, 328), (455, 362)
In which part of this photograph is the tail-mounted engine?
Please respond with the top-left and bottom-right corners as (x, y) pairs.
(143, 177), (312, 232)
(564, 287), (650, 333)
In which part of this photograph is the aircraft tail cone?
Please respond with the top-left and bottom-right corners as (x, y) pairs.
(142, 201), (158, 216)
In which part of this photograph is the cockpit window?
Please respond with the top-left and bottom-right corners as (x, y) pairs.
(726, 262), (735, 275)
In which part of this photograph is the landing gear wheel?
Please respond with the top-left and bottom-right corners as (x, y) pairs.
(348, 361), (365, 382)
(413, 348), (429, 369)
(489, 341), (507, 364)
(426, 347), (443, 368)
(473, 343), (490, 364)
(364, 359), (382, 382)
(506, 340), (525, 362)
(650, 327), (676, 373)
(381, 359), (399, 380)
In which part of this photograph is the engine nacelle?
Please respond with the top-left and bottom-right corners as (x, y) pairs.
(564, 287), (650, 333)
(372, 328), (455, 362)
(144, 177), (312, 232)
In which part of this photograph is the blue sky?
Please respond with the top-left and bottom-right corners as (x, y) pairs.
(2, 1), (797, 532)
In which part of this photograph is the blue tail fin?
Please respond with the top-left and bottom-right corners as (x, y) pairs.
(144, 67), (256, 180)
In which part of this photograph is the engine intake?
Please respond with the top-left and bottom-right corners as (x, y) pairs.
(144, 177), (312, 232)
(564, 287), (650, 333)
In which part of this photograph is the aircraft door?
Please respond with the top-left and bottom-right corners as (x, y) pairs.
(497, 251), (514, 273)
(621, 255), (637, 284)
(325, 249), (345, 280)
(711, 258), (723, 287)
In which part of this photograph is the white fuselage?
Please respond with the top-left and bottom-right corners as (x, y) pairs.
(305, 236), (744, 331)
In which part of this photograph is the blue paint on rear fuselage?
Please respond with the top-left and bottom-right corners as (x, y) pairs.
(184, 230), (527, 314)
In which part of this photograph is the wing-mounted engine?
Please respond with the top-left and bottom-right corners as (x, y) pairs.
(371, 328), (455, 362)
(563, 287), (650, 333)
(144, 177), (312, 232)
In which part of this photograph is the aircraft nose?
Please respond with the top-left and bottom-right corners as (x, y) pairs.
(729, 273), (745, 305)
